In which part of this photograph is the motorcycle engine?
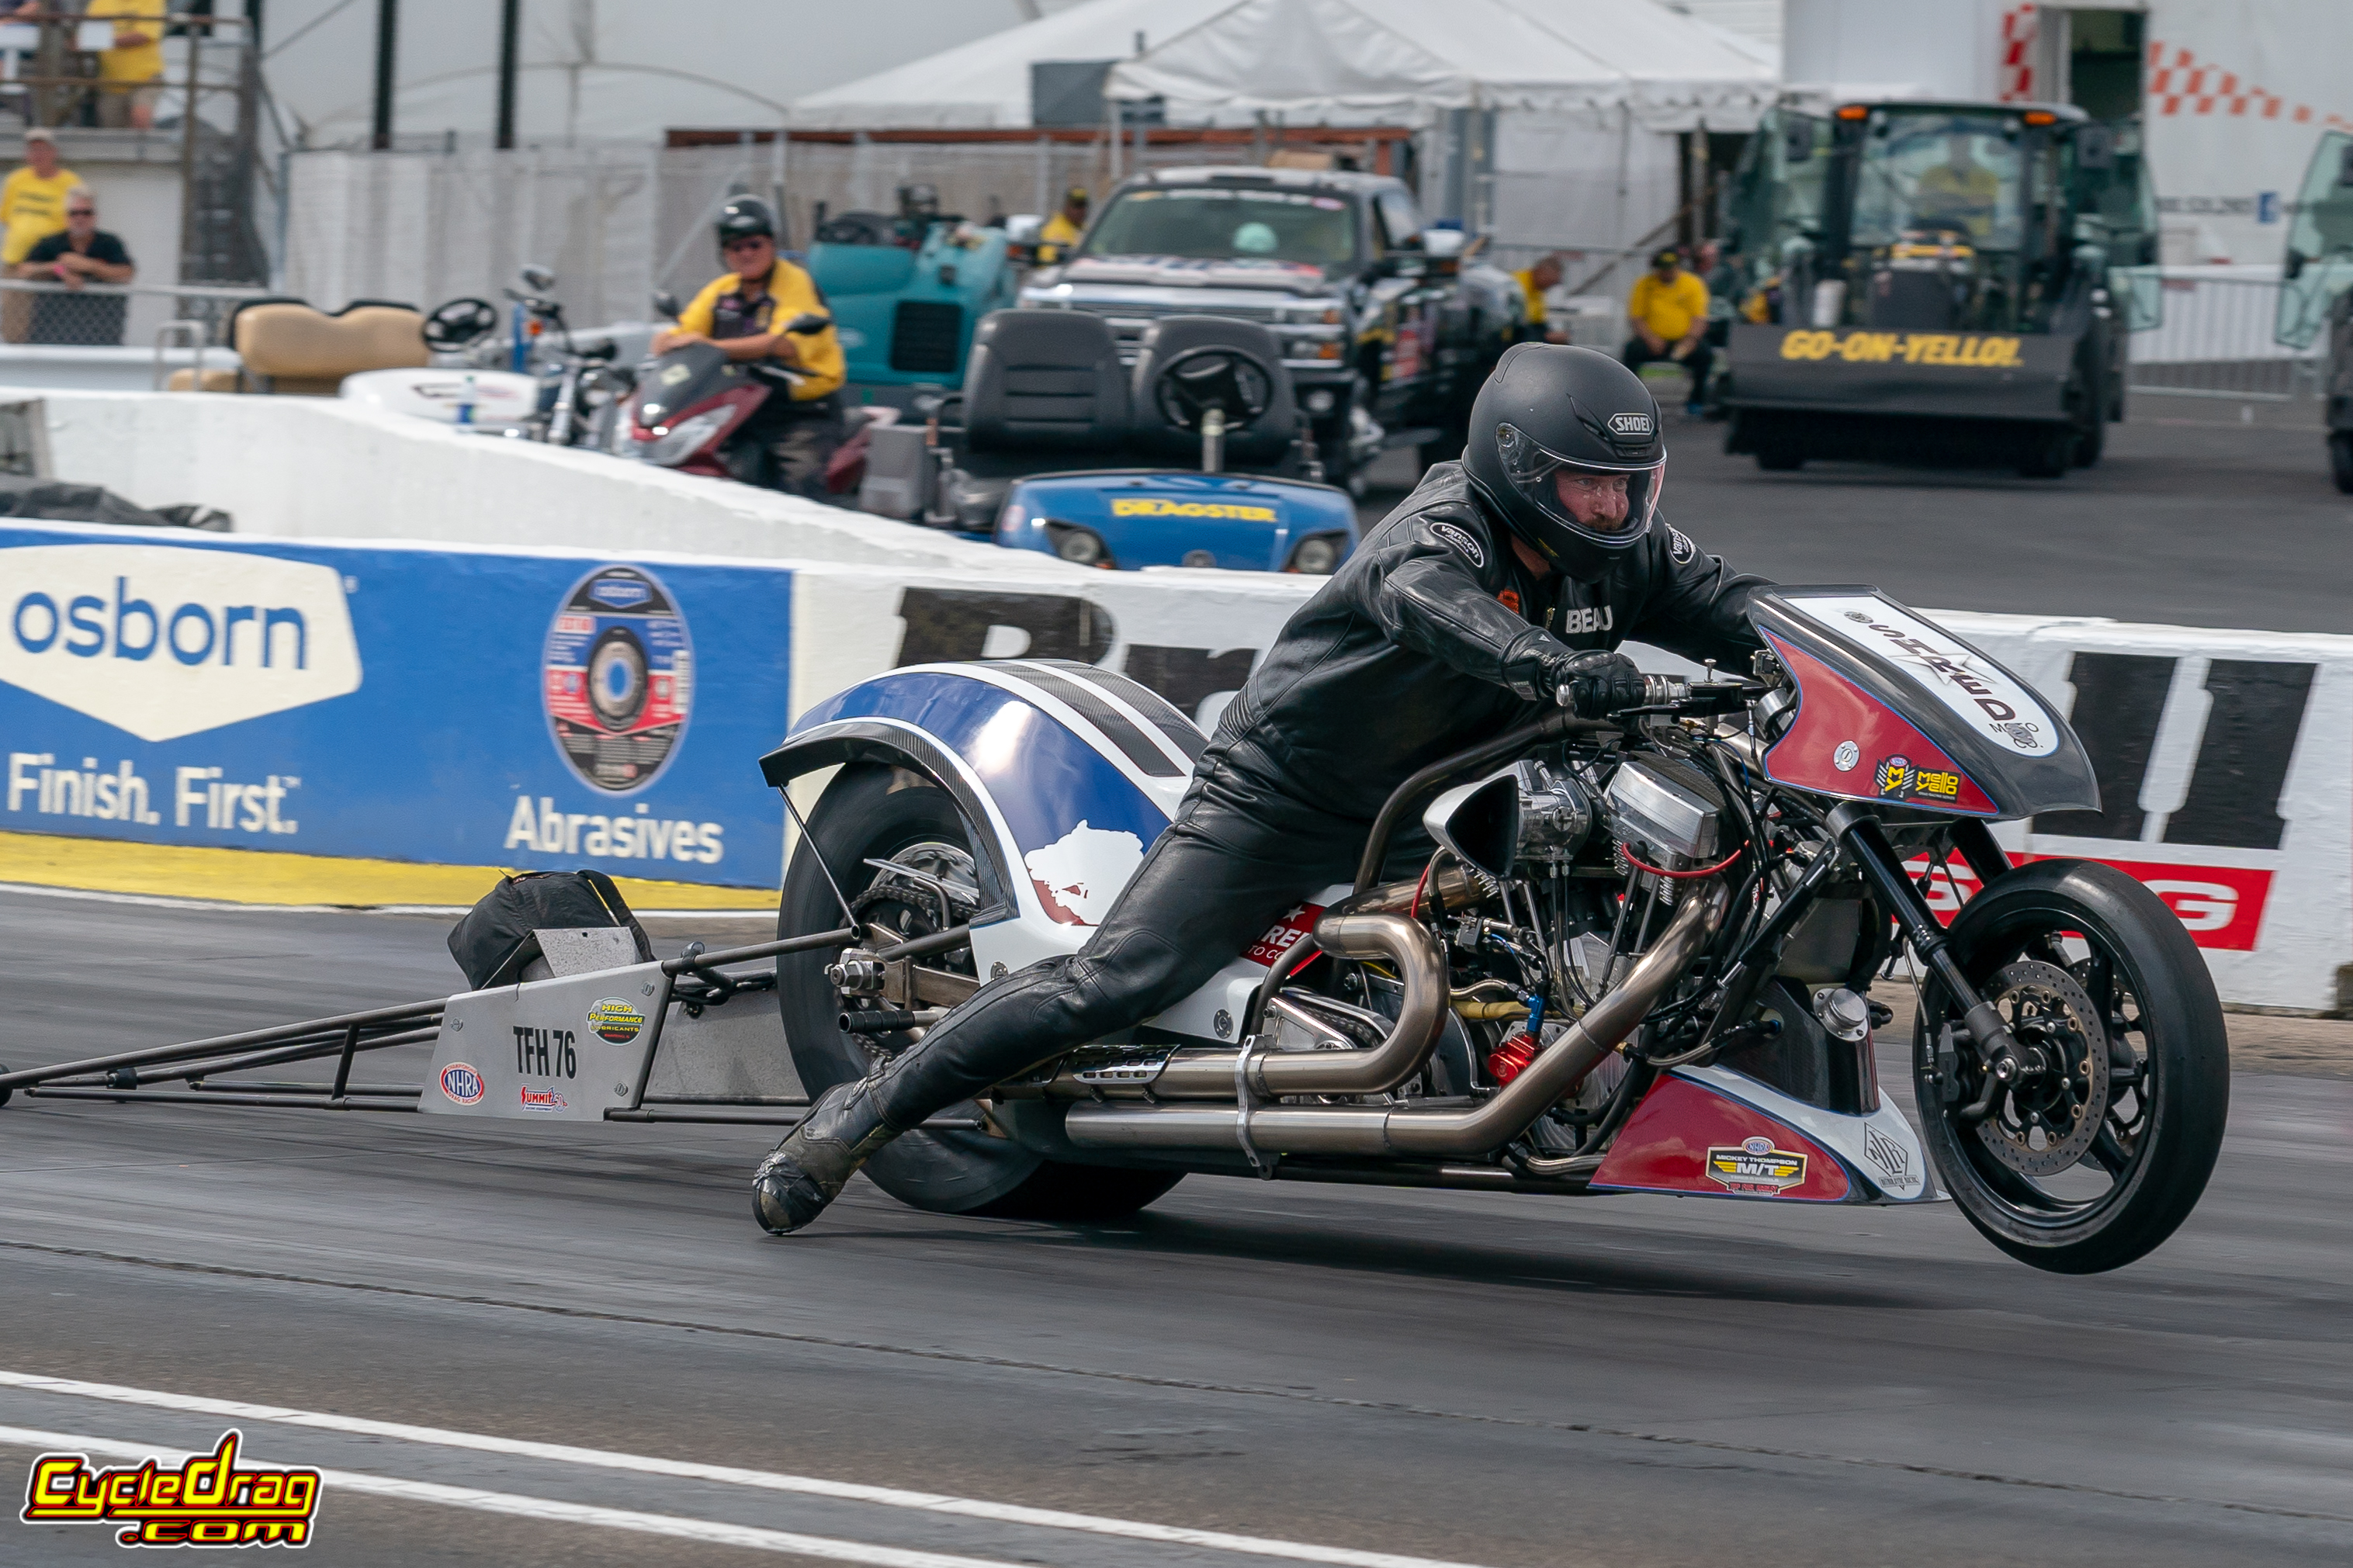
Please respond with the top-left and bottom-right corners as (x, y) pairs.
(1513, 760), (1592, 867)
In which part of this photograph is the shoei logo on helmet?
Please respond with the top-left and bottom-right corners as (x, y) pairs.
(439, 1064), (485, 1104)
(1609, 411), (1654, 437)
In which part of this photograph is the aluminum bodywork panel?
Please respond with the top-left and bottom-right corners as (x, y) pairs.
(422, 962), (671, 1121)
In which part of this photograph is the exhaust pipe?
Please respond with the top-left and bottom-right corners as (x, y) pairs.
(1024, 910), (1450, 1102)
(1063, 879), (1727, 1158)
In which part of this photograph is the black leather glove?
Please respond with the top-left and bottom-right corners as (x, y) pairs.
(1547, 649), (1648, 718)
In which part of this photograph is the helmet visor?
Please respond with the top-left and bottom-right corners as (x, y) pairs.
(1495, 421), (1662, 550)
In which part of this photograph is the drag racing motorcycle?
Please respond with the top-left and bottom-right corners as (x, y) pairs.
(764, 587), (2230, 1274)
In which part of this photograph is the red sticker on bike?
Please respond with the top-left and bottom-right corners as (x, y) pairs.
(1246, 902), (1323, 967)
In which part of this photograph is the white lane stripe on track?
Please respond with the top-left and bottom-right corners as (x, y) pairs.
(0, 1424), (1028, 1568)
(0, 1370), (1499, 1568)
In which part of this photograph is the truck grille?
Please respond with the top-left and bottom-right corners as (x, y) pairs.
(889, 301), (964, 374)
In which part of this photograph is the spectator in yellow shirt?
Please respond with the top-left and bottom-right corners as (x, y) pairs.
(88, 0), (167, 130)
(1511, 252), (1567, 342)
(1622, 247), (1712, 416)
(2, 128), (81, 268)
(1037, 186), (1089, 264)
(653, 196), (845, 498)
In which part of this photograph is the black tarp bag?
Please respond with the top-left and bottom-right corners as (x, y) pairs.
(447, 869), (653, 991)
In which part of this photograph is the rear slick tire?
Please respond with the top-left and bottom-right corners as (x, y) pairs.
(776, 764), (1181, 1222)
(1911, 860), (2229, 1274)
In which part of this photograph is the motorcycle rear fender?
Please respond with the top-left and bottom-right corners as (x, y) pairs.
(764, 661), (1205, 983)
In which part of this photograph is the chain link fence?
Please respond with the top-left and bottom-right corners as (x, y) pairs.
(0, 277), (265, 358)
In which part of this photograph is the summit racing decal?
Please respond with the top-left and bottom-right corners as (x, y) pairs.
(1789, 595), (2057, 756)
(22, 1429), (323, 1547)
(1110, 498), (1277, 522)
(542, 565), (693, 793)
(1779, 328), (2024, 367)
(1705, 1135), (1808, 1196)
(1428, 522), (1485, 568)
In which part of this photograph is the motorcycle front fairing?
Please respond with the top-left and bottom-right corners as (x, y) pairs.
(1748, 587), (2098, 820)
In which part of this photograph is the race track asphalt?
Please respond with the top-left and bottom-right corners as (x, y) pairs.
(1360, 405), (2353, 635)
(3, 889), (2351, 1566)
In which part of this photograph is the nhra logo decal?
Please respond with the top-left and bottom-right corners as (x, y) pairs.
(1608, 410), (1654, 437)
(1705, 1136), (1807, 1196)
(1429, 522), (1485, 569)
(586, 998), (646, 1044)
(438, 1064), (485, 1104)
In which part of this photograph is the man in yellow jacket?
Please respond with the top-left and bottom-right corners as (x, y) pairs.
(1037, 186), (1089, 264)
(1621, 247), (1711, 416)
(654, 196), (846, 498)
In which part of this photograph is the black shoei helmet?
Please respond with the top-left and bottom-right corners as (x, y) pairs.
(716, 196), (777, 247)
(1463, 344), (1665, 582)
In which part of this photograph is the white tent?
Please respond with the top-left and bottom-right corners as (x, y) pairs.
(1104, 0), (1777, 132)
(792, 0), (1240, 130)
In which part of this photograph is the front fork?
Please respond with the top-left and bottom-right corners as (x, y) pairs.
(1828, 805), (2026, 1106)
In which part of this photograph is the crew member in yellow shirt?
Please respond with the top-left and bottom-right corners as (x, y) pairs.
(2, 128), (80, 268)
(653, 196), (845, 498)
(87, 0), (167, 130)
(1622, 247), (1711, 416)
(1511, 251), (1567, 342)
(1037, 186), (1089, 264)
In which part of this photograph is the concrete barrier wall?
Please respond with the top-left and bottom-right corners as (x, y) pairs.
(6, 389), (2347, 1012)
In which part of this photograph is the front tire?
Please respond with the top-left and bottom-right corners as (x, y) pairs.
(1912, 860), (2228, 1273)
(778, 765), (1180, 1221)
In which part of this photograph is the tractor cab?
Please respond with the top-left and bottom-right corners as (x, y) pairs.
(1715, 97), (2158, 476)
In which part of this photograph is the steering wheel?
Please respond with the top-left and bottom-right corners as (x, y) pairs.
(1152, 346), (1274, 432)
(422, 297), (499, 353)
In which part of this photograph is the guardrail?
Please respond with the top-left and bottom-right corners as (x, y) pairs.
(2126, 273), (2324, 404)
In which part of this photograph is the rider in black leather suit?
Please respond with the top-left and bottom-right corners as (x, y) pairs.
(753, 344), (1771, 1234)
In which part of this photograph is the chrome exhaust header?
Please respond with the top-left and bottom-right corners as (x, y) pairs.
(1062, 879), (1727, 1158)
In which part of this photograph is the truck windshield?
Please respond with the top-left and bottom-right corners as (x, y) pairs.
(1078, 187), (1358, 268)
(1851, 112), (2026, 250)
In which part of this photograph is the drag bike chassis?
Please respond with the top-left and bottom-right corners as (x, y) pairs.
(0, 924), (977, 1133)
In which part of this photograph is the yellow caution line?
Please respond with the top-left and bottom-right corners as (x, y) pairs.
(0, 829), (771, 912)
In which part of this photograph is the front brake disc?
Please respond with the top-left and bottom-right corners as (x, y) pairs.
(1974, 959), (2109, 1178)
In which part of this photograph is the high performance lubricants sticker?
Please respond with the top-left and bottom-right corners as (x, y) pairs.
(542, 565), (692, 792)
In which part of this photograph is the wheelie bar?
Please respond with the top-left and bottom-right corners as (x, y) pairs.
(1826, 805), (2028, 1082)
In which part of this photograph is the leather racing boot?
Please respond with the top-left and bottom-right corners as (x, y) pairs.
(750, 1077), (899, 1234)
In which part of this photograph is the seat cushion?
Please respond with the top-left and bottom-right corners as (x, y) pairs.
(962, 310), (1128, 453)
